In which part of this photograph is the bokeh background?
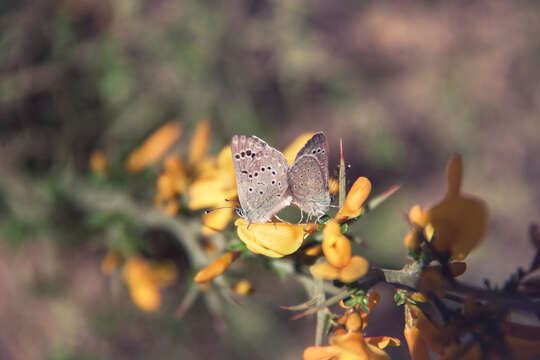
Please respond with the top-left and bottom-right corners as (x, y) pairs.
(1, 0), (540, 359)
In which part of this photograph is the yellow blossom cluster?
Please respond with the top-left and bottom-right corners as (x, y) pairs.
(403, 154), (488, 260)
(309, 177), (372, 283)
(101, 252), (178, 312)
(304, 292), (400, 360)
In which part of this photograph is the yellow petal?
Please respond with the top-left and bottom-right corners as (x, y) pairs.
(345, 312), (363, 332)
(162, 155), (188, 193)
(90, 150), (107, 174)
(310, 262), (340, 280)
(330, 333), (390, 360)
(202, 207), (234, 235)
(336, 177), (372, 223)
(123, 257), (153, 285)
(128, 280), (161, 312)
(427, 195), (488, 260)
(233, 279), (253, 296)
(303, 345), (341, 360)
(235, 218), (305, 258)
(188, 177), (237, 210)
(157, 173), (178, 198)
(408, 205), (427, 227)
(126, 121), (182, 172)
(339, 256), (369, 283)
(188, 120), (211, 165)
(446, 154), (462, 198)
(283, 132), (317, 165)
(322, 219), (351, 268)
(304, 244), (322, 257)
(194, 251), (239, 283)
(329, 177), (339, 196)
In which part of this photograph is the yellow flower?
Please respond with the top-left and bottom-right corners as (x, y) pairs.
(122, 257), (179, 312)
(188, 120), (211, 166)
(90, 150), (108, 175)
(283, 132), (317, 165)
(311, 219), (369, 283)
(304, 332), (394, 360)
(188, 146), (237, 209)
(128, 278), (161, 312)
(322, 219), (352, 267)
(403, 205), (430, 251)
(335, 177), (372, 223)
(194, 251), (239, 283)
(403, 155), (488, 260)
(235, 219), (308, 258)
(427, 154), (488, 260)
(153, 120), (220, 216)
(202, 206), (234, 236)
(126, 121), (182, 173)
(233, 279), (253, 295)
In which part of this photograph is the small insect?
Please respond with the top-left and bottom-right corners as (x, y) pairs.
(288, 133), (330, 222)
(231, 135), (292, 224)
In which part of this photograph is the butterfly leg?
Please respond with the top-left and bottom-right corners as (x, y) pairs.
(296, 211), (304, 225)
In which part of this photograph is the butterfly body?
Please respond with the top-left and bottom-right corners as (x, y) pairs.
(231, 135), (292, 223)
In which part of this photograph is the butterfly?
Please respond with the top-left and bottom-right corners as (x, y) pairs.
(288, 133), (330, 222)
(231, 134), (292, 224)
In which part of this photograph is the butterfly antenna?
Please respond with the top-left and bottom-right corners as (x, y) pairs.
(205, 206), (237, 214)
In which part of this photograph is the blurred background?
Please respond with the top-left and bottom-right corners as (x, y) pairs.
(1, 0), (540, 359)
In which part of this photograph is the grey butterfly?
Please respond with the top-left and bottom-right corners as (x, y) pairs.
(288, 133), (330, 221)
(231, 135), (292, 224)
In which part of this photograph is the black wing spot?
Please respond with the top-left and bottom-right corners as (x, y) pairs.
(246, 150), (251, 156)
(271, 180), (275, 184)
(254, 172), (258, 177)
(249, 175), (252, 178)
(312, 150), (316, 154)
(251, 153), (256, 158)
(259, 191), (263, 195)
(249, 188), (253, 192)
(272, 171), (276, 175)
(241, 151), (245, 157)
(261, 167), (265, 171)
(317, 148), (321, 153)
(267, 166), (271, 170)
(241, 170), (248, 174)
(235, 154), (240, 159)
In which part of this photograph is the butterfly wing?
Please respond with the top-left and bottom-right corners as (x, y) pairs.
(231, 135), (291, 223)
(289, 133), (330, 218)
(293, 133), (329, 187)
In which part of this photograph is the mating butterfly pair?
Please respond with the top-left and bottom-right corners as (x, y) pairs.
(231, 133), (330, 224)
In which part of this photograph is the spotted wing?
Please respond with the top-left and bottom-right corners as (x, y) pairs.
(231, 135), (291, 222)
(288, 154), (330, 217)
(293, 132), (329, 188)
